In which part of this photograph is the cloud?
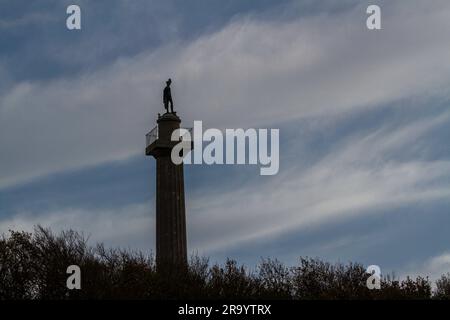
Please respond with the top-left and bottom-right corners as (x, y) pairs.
(1, 110), (448, 269)
(0, 203), (155, 251)
(402, 251), (450, 283)
(187, 110), (450, 253)
(2, 1), (450, 188)
(424, 253), (450, 280)
(0, 11), (56, 29)
(1, 0), (450, 278)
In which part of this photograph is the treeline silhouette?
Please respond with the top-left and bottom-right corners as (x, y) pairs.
(1, 226), (449, 300)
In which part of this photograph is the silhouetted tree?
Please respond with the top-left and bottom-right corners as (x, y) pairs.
(258, 258), (292, 299)
(0, 226), (444, 300)
(434, 273), (450, 299)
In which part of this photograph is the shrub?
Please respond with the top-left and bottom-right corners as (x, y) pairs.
(0, 226), (443, 300)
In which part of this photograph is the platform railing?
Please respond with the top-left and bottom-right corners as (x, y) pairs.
(146, 126), (193, 148)
(145, 126), (158, 148)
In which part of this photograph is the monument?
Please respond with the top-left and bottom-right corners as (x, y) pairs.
(145, 79), (188, 271)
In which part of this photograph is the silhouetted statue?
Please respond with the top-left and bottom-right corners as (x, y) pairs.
(163, 78), (174, 113)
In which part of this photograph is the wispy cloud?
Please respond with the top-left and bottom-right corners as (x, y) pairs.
(4, 107), (447, 258)
(403, 251), (450, 283)
(2, 1), (450, 188)
(0, 203), (154, 251)
(1, 0), (450, 277)
(0, 11), (56, 29)
(188, 110), (450, 253)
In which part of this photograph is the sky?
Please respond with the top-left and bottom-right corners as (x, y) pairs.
(1, 0), (450, 281)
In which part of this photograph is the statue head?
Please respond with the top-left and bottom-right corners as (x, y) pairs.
(166, 78), (172, 86)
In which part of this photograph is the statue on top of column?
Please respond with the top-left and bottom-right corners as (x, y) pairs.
(163, 78), (174, 114)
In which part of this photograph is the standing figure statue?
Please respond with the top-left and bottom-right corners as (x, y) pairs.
(163, 78), (174, 113)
